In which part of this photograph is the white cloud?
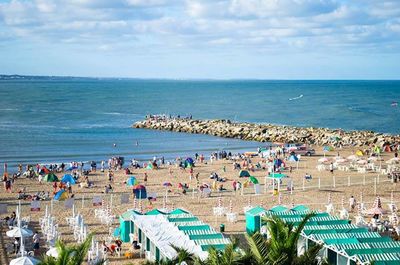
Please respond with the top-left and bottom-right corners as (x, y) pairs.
(0, 0), (399, 54)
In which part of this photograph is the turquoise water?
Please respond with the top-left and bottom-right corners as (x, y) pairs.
(0, 80), (399, 168)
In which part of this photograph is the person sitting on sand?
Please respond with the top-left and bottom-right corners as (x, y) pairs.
(304, 173), (312, 181)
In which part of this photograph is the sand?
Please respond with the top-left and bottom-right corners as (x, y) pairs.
(0, 146), (399, 264)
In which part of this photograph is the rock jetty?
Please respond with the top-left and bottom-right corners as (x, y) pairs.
(133, 117), (400, 148)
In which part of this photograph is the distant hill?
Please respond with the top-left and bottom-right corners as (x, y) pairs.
(0, 74), (102, 81)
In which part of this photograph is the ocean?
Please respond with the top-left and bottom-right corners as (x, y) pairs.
(0, 79), (399, 169)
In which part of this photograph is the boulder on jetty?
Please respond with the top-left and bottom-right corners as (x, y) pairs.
(133, 116), (400, 148)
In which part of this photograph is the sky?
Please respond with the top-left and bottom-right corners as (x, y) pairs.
(0, 0), (399, 79)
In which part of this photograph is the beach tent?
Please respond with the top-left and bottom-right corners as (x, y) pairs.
(373, 146), (382, 154)
(133, 185), (147, 199)
(239, 170), (250, 178)
(245, 206), (267, 234)
(54, 190), (68, 201)
(288, 154), (299, 162)
(40, 166), (50, 175)
(184, 158), (195, 168)
(356, 150), (364, 156)
(127, 176), (137, 187)
(269, 205), (289, 213)
(10, 256), (39, 265)
(119, 210), (142, 242)
(383, 144), (392, 152)
(43, 173), (59, 182)
(291, 205), (310, 212)
(146, 209), (167, 215)
(61, 174), (76, 185)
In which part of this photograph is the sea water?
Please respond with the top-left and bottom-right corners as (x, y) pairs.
(0, 79), (399, 168)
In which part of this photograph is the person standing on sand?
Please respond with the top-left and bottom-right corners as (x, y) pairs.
(349, 196), (356, 212)
(33, 231), (40, 255)
(144, 173), (148, 183)
(329, 163), (334, 174)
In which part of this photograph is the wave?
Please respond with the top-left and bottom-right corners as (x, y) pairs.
(0, 108), (19, 111)
(289, 94), (303, 101)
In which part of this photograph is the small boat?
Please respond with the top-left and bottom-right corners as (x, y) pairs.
(391, 101), (398, 107)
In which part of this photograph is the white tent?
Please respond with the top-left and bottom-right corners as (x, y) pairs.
(6, 227), (33, 238)
(9, 256), (39, 265)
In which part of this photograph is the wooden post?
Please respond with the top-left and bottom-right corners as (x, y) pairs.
(374, 178), (377, 195)
(318, 177), (321, 189)
(264, 176), (267, 194)
(377, 174), (380, 184)
(348, 176), (351, 187)
(333, 175), (336, 188)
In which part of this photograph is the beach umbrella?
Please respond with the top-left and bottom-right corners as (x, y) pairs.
(239, 170), (250, 178)
(323, 146), (334, 152)
(249, 176), (259, 184)
(6, 227), (33, 238)
(126, 176), (137, 187)
(132, 185), (147, 199)
(357, 160), (368, 165)
(318, 157), (329, 163)
(43, 173), (59, 182)
(61, 174), (76, 185)
(368, 156), (378, 162)
(336, 158), (347, 164)
(46, 247), (59, 258)
(53, 190), (68, 201)
(163, 182), (172, 187)
(10, 257), (39, 265)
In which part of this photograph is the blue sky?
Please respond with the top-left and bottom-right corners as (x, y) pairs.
(0, 0), (399, 79)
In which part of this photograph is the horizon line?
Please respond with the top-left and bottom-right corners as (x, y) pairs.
(1, 73), (399, 81)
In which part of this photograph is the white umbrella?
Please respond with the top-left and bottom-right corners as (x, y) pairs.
(10, 257), (40, 265)
(368, 156), (378, 162)
(336, 158), (347, 164)
(357, 160), (368, 165)
(6, 227), (33, 238)
(46, 247), (59, 258)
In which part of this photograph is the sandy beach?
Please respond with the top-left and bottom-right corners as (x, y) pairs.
(0, 144), (399, 264)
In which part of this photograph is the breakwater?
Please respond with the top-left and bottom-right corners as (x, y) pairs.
(133, 117), (400, 148)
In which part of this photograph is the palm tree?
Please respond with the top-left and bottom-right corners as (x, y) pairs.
(204, 238), (244, 265)
(37, 234), (105, 265)
(246, 212), (326, 265)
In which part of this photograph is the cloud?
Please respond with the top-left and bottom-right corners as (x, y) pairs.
(0, 0), (399, 63)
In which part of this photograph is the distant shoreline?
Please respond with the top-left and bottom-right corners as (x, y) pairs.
(1, 74), (400, 81)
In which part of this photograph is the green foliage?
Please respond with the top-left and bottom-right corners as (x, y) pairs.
(37, 234), (105, 265)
